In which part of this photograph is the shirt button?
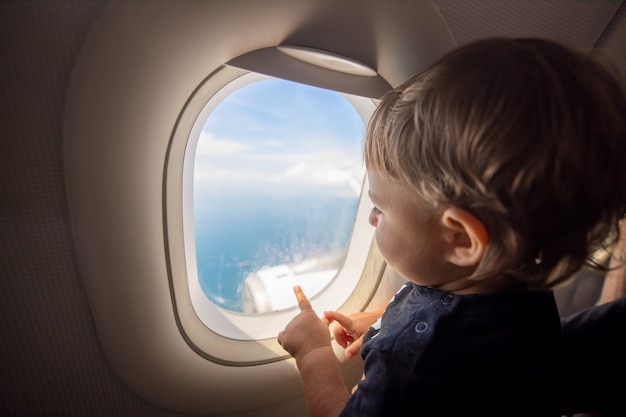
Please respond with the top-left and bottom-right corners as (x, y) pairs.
(440, 294), (454, 305)
(415, 322), (429, 333)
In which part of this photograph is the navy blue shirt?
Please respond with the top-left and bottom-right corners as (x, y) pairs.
(340, 282), (563, 417)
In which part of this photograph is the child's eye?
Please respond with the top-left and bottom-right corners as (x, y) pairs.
(371, 206), (382, 215)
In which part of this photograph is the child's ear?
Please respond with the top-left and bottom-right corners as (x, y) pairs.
(440, 207), (488, 267)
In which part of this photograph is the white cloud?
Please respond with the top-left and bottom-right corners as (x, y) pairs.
(196, 131), (250, 156)
(284, 161), (308, 176)
(194, 149), (364, 197)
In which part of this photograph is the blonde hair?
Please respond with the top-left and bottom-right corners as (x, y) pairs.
(365, 38), (626, 289)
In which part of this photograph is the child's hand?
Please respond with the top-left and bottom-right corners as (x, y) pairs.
(277, 286), (332, 364)
(324, 309), (383, 359)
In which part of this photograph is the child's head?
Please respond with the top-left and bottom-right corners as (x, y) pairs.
(365, 37), (626, 290)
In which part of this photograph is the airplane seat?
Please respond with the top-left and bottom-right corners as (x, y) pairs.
(556, 218), (626, 318)
(554, 268), (605, 318)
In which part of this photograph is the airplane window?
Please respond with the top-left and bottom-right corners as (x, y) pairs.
(191, 75), (373, 314)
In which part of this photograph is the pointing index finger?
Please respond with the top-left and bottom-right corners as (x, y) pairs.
(293, 286), (312, 311)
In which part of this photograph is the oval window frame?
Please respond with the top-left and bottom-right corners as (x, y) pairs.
(164, 65), (386, 364)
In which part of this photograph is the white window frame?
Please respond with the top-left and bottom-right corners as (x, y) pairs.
(184, 71), (376, 339)
(164, 65), (385, 363)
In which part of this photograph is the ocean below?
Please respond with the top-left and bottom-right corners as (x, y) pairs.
(194, 195), (358, 311)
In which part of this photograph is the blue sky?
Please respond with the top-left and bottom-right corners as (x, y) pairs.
(193, 78), (369, 199)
